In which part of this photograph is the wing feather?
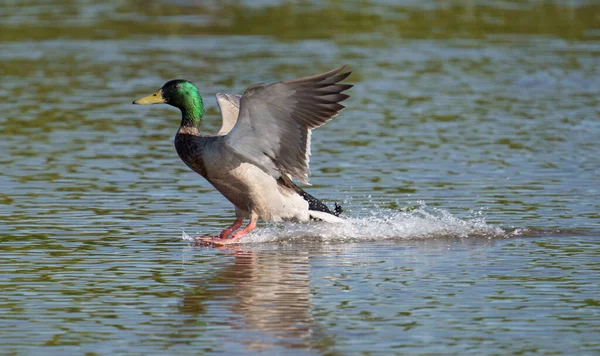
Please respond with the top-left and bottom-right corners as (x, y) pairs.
(215, 93), (241, 135)
(224, 66), (352, 184)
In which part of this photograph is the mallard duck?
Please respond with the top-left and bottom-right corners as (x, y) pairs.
(133, 66), (352, 245)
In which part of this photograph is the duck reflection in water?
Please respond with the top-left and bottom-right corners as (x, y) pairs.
(179, 248), (331, 352)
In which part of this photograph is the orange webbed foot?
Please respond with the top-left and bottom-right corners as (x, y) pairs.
(194, 236), (243, 247)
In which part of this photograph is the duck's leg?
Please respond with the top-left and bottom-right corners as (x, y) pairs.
(195, 209), (254, 246)
(219, 217), (243, 239)
(199, 215), (257, 247)
(229, 216), (257, 241)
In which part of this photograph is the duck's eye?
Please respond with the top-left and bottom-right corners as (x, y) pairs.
(175, 84), (180, 89)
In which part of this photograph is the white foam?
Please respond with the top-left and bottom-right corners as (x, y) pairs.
(181, 229), (195, 241)
(239, 203), (507, 244)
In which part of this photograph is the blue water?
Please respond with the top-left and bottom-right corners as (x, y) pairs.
(1, 0), (599, 354)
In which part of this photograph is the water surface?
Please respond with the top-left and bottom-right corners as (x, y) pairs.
(1, 0), (599, 354)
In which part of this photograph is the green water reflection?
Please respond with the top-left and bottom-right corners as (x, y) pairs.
(2, 1), (599, 41)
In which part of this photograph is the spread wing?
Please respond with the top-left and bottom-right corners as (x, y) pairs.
(215, 93), (241, 135)
(223, 65), (352, 184)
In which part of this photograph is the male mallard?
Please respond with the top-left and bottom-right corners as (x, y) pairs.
(133, 66), (352, 245)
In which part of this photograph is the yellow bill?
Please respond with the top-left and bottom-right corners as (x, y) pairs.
(133, 89), (165, 105)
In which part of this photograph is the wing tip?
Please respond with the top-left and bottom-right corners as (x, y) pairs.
(284, 65), (353, 85)
(334, 64), (349, 73)
(325, 65), (352, 83)
(335, 64), (352, 79)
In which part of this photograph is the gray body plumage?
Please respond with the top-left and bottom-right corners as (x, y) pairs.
(175, 133), (310, 222)
(175, 66), (352, 223)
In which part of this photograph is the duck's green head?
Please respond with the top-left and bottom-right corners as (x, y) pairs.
(133, 80), (205, 125)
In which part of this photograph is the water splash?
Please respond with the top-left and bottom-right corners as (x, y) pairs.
(181, 229), (195, 242)
(183, 203), (508, 244)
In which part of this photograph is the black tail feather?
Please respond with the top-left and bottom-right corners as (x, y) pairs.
(334, 202), (343, 216)
(294, 186), (342, 217)
(277, 176), (342, 217)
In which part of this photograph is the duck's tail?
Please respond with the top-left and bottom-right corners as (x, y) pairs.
(294, 186), (344, 223)
(277, 174), (344, 222)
